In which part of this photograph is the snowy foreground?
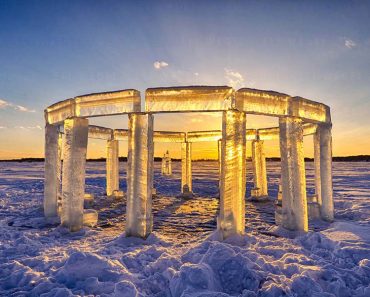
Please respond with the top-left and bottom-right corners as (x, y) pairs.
(0, 161), (369, 297)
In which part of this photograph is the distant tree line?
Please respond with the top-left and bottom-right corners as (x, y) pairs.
(1, 155), (370, 162)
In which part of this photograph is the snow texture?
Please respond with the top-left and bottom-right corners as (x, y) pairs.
(0, 161), (369, 296)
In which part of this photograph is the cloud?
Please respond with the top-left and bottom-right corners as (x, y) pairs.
(0, 99), (10, 109)
(194, 72), (199, 76)
(0, 98), (35, 112)
(224, 68), (245, 89)
(0, 126), (6, 129)
(153, 61), (169, 69)
(15, 125), (42, 130)
(344, 39), (356, 49)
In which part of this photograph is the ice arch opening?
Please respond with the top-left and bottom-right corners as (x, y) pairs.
(44, 86), (333, 239)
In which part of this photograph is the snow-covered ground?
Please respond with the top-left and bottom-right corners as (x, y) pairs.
(0, 161), (369, 296)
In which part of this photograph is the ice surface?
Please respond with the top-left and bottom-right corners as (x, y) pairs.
(279, 117), (308, 232)
(45, 89), (141, 124)
(88, 125), (113, 140)
(61, 118), (89, 232)
(146, 86), (236, 112)
(1, 161), (370, 296)
(218, 110), (246, 239)
(106, 139), (120, 196)
(126, 114), (154, 238)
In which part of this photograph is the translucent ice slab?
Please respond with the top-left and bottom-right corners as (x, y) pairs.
(153, 131), (186, 143)
(88, 125), (113, 140)
(187, 130), (222, 142)
(45, 89), (141, 124)
(145, 86), (236, 113)
(114, 129), (129, 141)
(236, 89), (330, 124)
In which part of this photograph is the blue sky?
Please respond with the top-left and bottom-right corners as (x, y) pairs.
(0, 0), (369, 159)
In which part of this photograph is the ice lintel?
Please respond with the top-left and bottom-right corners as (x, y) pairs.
(88, 125), (113, 140)
(145, 86), (237, 113)
(154, 131), (186, 143)
(114, 129), (129, 141)
(45, 89), (141, 124)
(289, 96), (331, 124)
(236, 88), (331, 124)
(74, 89), (141, 118)
(187, 130), (222, 142)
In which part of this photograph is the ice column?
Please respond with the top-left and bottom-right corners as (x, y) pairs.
(218, 110), (246, 238)
(318, 124), (334, 221)
(61, 118), (89, 231)
(181, 142), (192, 194)
(126, 114), (154, 238)
(56, 133), (63, 215)
(313, 130), (322, 206)
(251, 139), (268, 199)
(161, 150), (172, 176)
(44, 123), (60, 218)
(106, 139), (119, 196)
(279, 117), (308, 232)
(218, 139), (222, 192)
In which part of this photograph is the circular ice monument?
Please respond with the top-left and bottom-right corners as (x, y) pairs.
(43, 86), (333, 239)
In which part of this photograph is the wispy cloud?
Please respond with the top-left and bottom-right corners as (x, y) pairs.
(0, 98), (35, 112)
(224, 68), (245, 89)
(344, 38), (356, 49)
(14, 125), (42, 130)
(153, 61), (169, 70)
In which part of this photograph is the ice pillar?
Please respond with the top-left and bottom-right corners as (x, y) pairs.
(61, 118), (89, 232)
(56, 133), (63, 215)
(181, 142), (192, 194)
(317, 124), (334, 221)
(161, 151), (172, 176)
(218, 139), (222, 192)
(313, 130), (322, 206)
(251, 139), (268, 199)
(44, 123), (61, 218)
(279, 117), (308, 232)
(218, 110), (246, 238)
(106, 139), (119, 196)
(126, 114), (154, 238)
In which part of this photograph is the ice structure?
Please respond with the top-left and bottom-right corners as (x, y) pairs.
(126, 114), (154, 238)
(61, 118), (89, 232)
(250, 139), (268, 200)
(44, 86), (334, 239)
(161, 150), (172, 176)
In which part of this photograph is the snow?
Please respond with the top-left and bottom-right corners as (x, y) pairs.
(1, 161), (370, 296)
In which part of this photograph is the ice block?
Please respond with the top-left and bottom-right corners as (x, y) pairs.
(61, 118), (89, 232)
(146, 86), (237, 113)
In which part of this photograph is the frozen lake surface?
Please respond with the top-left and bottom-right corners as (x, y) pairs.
(0, 161), (369, 296)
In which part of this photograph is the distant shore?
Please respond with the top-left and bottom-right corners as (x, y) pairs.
(1, 155), (370, 162)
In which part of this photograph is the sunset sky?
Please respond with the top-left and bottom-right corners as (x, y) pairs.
(1, 0), (370, 160)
